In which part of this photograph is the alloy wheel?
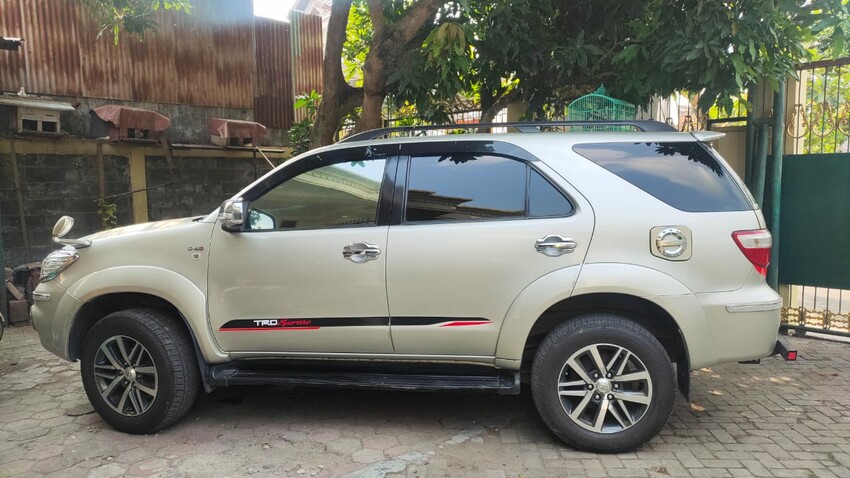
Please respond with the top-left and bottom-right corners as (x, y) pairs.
(556, 343), (652, 433)
(93, 335), (158, 417)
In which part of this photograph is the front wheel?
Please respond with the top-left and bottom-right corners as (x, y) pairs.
(531, 314), (676, 453)
(80, 308), (200, 434)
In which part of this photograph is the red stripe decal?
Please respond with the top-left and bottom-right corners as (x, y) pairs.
(220, 327), (321, 332)
(439, 321), (489, 327)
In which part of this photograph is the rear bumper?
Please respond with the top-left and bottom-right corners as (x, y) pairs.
(653, 271), (782, 370)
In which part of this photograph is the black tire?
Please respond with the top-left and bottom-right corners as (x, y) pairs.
(531, 313), (676, 453)
(80, 308), (200, 434)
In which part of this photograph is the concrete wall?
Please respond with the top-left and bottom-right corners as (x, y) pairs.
(0, 137), (290, 267)
(712, 125), (747, 179)
(146, 155), (273, 221)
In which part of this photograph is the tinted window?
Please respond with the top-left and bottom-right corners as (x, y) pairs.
(529, 169), (573, 217)
(247, 159), (386, 230)
(406, 155), (526, 222)
(573, 142), (750, 212)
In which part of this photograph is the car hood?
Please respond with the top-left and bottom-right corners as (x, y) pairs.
(82, 216), (204, 242)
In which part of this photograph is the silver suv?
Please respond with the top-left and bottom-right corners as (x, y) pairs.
(31, 121), (793, 452)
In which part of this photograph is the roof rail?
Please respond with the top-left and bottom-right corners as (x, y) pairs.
(339, 120), (678, 143)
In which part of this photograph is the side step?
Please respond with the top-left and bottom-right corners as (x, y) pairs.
(208, 362), (521, 395)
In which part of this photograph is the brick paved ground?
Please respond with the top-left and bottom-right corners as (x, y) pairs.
(1, 325), (849, 478)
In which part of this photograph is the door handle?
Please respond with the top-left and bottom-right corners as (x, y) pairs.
(535, 235), (577, 257)
(343, 241), (381, 263)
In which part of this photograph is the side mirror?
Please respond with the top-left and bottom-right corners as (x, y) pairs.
(219, 199), (245, 232)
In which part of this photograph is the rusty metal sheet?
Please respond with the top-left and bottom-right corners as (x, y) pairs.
(0, 1), (27, 92)
(254, 16), (294, 129)
(0, 0), (83, 96)
(290, 10), (323, 123)
(2, 0), (256, 108)
(1, 0), (320, 120)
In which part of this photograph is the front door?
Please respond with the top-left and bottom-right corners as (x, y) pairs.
(207, 156), (394, 354)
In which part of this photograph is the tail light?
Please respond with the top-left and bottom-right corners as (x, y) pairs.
(732, 230), (772, 276)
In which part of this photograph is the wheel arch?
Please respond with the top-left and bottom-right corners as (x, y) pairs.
(69, 291), (218, 393)
(519, 293), (691, 399)
(495, 263), (698, 399)
(64, 266), (227, 365)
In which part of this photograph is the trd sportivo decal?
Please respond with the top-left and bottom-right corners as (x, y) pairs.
(219, 317), (491, 331)
(219, 317), (385, 331)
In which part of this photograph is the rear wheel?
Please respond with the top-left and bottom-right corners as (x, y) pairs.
(531, 314), (676, 452)
(80, 308), (200, 434)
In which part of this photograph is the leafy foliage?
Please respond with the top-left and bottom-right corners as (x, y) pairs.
(95, 199), (118, 230)
(341, 0), (850, 124)
(81, 0), (192, 44)
(287, 91), (322, 156)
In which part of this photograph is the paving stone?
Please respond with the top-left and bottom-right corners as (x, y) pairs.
(1, 326), (849, 477)
(351, 448), (384, 464)
(326, 437), (363, 455)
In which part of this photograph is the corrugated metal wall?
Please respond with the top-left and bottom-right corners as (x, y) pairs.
(289, 10), (324, 123)
(1, 0), (325, 127)
(254, 17), (294, 130)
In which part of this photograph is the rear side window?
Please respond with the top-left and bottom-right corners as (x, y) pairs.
(405, 155), (572, 223)
(572, 142), (750, 212)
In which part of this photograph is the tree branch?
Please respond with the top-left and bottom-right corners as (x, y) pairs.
(323, 0), (353, 84)
(365, 0), (386, 38)
(393, 0), (441, 45)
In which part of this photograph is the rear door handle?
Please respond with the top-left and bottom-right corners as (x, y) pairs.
(343, 241), (381, 263)
(535, 235), (577, 257)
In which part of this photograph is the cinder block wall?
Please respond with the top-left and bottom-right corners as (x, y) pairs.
(0, 137), (287, 267)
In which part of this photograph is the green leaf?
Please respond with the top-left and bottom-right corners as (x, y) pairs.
(832, 27), (846, 59)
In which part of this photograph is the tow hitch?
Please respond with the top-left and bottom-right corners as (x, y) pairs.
(773, 335), (798, 361)
(740, 336), (798, 364)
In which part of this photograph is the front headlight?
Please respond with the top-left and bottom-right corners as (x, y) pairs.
(40, 249), (80, 282)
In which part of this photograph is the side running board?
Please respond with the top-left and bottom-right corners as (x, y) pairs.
(208, 362), (521, 395)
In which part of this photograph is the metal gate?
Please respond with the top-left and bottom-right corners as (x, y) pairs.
(779, 58), (850, 336)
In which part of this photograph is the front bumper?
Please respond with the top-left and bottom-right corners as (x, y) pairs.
(30, 280), (83, 360)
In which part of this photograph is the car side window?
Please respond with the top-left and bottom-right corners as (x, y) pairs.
(405, 154), (572, 223)
(247, 159), (387, 231)
(528, 168), (574, 217)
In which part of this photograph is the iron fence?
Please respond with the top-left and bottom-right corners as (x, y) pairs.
(786, 58), (850, 155)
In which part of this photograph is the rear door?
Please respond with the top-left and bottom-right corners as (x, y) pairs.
(386, 147), (594, 357)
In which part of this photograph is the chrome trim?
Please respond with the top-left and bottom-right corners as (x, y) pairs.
(535, 235), (577, 257)
(52, 236), (91, 248)
(655, 228), (687, 258)
(32, 292), (51, 302)
(725, 300), (783, 313)
(342, 241), (381, 263)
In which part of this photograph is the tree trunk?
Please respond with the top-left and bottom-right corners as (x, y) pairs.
(352, 0), (441, 134)
(353, 37), (389, 133)
(480, 90), (519, 123)
(310, 0), (356, 148)
(314, 0), (442, 142)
